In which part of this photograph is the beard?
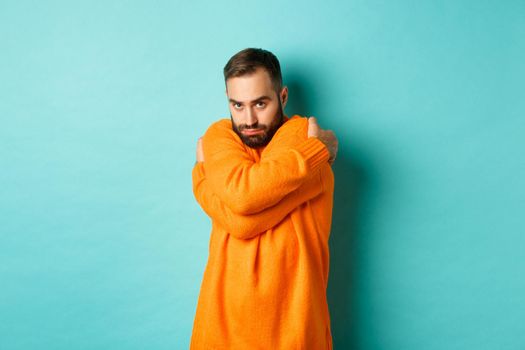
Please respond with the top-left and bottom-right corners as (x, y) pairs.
(231, 99), (285, 149)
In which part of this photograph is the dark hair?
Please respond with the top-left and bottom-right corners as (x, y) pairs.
(223, 48), (283, 93)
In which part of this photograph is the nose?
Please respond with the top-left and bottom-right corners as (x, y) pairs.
(245, 107), (258, 127)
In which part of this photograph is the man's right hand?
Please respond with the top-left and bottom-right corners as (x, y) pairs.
(196, 137), (204, 163)
(307, 117), (338, 165)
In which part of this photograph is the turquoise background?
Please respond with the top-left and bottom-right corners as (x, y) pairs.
(1, 1), (524, 349)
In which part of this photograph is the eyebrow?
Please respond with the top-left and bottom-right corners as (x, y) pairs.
(229, 95), (272, 104)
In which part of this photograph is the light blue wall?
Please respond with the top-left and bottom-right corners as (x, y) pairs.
(1, 1), (524, 349)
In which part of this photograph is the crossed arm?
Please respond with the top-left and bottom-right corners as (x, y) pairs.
(199, 118), (330, 215)
(192, 162), (325, 239)
(192, 118), (330, 239)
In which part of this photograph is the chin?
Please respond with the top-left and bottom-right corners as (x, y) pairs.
(241, 134), (270, 148)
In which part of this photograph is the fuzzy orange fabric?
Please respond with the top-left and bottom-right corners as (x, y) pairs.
(190, 114), (335, 349)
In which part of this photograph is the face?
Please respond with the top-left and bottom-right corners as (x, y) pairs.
(226, 67), (288, 148)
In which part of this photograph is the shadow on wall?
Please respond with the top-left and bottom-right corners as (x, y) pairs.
(328, 156), (366, 349)
(285, 68), (368, 349)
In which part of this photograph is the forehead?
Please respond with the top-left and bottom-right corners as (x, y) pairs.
(226, 67), (276, 102)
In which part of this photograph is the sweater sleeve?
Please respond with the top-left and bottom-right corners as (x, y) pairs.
(192, 161), (324, 240)
(201, 118), (330, 215)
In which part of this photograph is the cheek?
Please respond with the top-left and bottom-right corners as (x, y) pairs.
(260, 106), (278, 124)
(229, 109), (242, 123)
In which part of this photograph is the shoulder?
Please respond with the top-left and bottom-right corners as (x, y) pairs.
(207, 118), (232, 132)
(203, 118), (235, 139)
(286, 114), (308, 125)
(261, 114), (309, 155)
(278, 114), (308, 136)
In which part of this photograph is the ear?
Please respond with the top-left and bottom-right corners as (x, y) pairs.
(280, 86), (288, 109)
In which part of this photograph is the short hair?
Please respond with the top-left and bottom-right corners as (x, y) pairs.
(223, 48), (283, 93)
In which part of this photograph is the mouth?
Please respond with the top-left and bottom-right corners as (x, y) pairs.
(242, 129), (264, 136)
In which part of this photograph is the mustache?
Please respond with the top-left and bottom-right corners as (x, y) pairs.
(239, 124), (267, 131)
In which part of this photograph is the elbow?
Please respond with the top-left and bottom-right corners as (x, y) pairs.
(223, 221), (264, 240)
(228, 197), (264, 215)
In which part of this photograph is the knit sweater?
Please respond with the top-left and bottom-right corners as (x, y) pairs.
(190, 114), (335, 349)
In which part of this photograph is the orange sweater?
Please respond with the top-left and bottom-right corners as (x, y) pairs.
(190, 114), (335, 349)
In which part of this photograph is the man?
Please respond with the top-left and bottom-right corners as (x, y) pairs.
(190, 48), (338, 349)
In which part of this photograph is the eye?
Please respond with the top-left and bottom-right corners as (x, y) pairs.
(255, 101), (266, 108)
(233, 102), (242, 109)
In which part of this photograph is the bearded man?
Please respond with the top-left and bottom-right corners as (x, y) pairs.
(190, 47), (338, 349)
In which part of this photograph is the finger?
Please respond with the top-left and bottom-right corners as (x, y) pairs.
(197, 138), (204, 162)
(308, 117), (319, 137)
